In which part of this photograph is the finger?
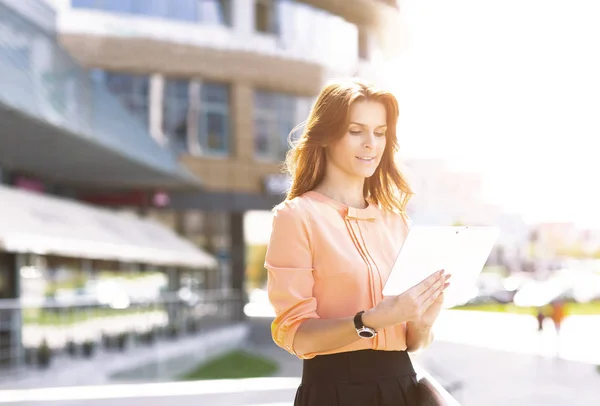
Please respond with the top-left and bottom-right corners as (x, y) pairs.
(416, 273), (446, 304)
(430, 275), (452, 297)
(409, 269), (445, 296)
(423, 284), (448, 308)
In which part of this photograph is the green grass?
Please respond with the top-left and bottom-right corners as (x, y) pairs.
(179, 350), (279, 380)
(453, 301), (600, 316)
(453, 303), (538, 315)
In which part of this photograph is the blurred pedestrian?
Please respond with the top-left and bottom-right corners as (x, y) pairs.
(536, 306), (546, 332)
(550, 299), (566, 356)
(551, 300), (565, 330)
(265, 78), (451, 406)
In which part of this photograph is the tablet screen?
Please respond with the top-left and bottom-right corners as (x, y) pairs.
(382, 226), (499, 307)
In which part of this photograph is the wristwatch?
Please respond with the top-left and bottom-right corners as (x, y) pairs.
(353, 310), (377, 339)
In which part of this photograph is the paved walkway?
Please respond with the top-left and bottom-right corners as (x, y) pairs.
(432, 310), (600, 365)
(414, 342), (598, 406)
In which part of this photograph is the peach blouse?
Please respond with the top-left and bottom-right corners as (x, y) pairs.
(265, 190), (411, 359)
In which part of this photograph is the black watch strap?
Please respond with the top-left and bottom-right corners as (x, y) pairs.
(353, 310), (367, 329)
(354, 310), (377, 339)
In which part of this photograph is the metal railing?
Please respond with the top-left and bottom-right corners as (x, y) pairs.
(0, 290), (462, 405)
(415, 365), (463, 406)
(0, 288), (244, 375)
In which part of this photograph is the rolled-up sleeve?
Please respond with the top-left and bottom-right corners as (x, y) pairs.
(265, 203), (319, 359)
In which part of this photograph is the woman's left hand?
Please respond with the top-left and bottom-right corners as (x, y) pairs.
(418, 291), (445, 327)
(419, 272), (451, 327)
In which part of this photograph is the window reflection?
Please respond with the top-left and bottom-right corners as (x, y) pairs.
(165, 0), (197, 22)
(132, 0), (166, 17)
(254, 116), (273, 157)
(103, 0), (132, 13)
(255, 0), (278, 34)
(71, 0), (97, 8)
(162, 79), (230, 157)
(205, 111), (228, 151)
(198, 0), (231, 26)
(101, 72), (150, 129)
(72, 0), (231, 26)
(163, 79), (190, 154)
(254, 90), (312, 162)
(277, 0), (360, 68)
(197, 83), (230, 156)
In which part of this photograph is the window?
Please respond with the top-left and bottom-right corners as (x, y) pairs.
(102, 0), (133, 13)
(277, 94), (297, 160)
(253, 90), (312, 162)
(198, 0), (232, 25)
(163, 79), (190, 154)
(72, 0), (100, 9)
(162, 79), (230, 157)
(358, 26), (371, 61)
(165, 0), (197, 22)
(72, 0), (232, 26)
(254, 0), (278, 34)
(196, 82), (230, 156)
(132, 0), (167, 17)
(102, 72), (150, 129)
(254, 91), (277, 159)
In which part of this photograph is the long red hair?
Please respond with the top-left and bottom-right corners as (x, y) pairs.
(285, 78), (413, 214)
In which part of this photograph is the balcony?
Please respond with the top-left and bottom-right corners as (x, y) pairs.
(0, 0), (200, 191)
(53, 0), (395, 95)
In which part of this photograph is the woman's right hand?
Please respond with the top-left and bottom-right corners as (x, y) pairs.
(363, 270), (450, 330)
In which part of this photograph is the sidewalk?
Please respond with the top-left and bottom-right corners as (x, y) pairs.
(245, 337), (599, 406)
(414, 341), (599, 406)
(433, 310), (600, 365)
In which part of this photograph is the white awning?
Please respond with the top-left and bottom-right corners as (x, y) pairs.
(0, 185), (217, 269)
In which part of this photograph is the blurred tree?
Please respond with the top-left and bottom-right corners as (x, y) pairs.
(246, 244), (268, 290)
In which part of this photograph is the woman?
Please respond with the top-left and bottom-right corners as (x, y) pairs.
(265, 78), (451, 405)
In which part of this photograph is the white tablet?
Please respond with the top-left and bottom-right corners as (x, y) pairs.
(382, 226), (500, 307)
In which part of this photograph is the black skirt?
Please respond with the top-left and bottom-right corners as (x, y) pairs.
(294, 349), (419, 406)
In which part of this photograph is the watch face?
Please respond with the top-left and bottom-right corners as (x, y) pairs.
(357, 327), (376, 338)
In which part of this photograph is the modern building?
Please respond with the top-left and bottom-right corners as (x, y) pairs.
(0, 0), (403, 371)
(45, 0), (403, 293)
(0, 0), (224, 371)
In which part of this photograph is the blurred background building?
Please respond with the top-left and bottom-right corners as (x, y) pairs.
(47, 0), (401, 293)
(0, 0), (403, 375)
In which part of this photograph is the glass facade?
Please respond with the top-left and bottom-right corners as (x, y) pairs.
(71, 0), (232, 26)
(94, 71), (150, 129)
(198, 82), (230, 156)
(162, 79), (231, 157)
(0, 2), (184, 174)
(253, 90), (312, 162)
(277, 0), (360, 68)
(163, 79), (190, 154)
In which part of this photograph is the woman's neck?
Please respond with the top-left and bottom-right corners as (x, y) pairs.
(313, 179), (366, 209)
